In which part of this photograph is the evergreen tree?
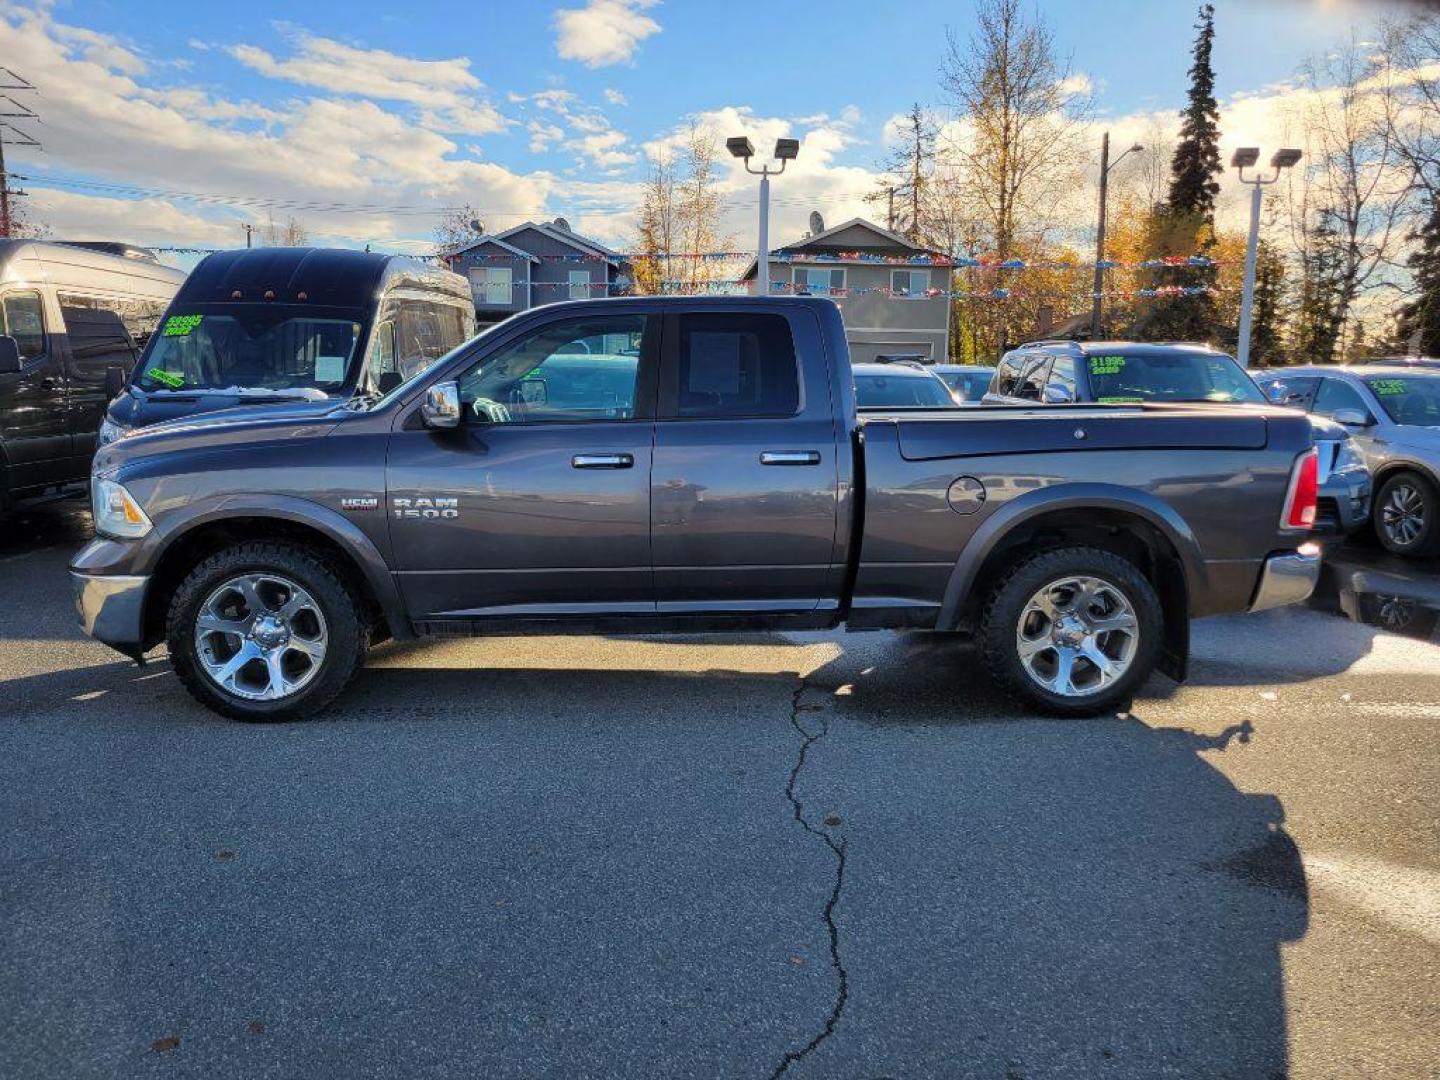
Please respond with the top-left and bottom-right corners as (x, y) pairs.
(1249, 240), (1286, 366)
(1291, 213), (1347, 366)
(1139, 4), (1223, 342)
(868, 104), (937, 243)
(1398, 195), (1440, 356)
(1167, 3), (1222, 223)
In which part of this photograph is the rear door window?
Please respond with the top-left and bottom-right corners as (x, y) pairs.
(1046, 356), (1077, 402)
(665, 312), (799, 419)
(1312, 378), (1369, 420)
(58, 294), (137, 374)
(1263, 376), (1319, 409)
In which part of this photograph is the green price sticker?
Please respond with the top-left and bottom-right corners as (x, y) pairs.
(1089, 355), (1126, 376)
(147, 368), (185, 389)
(1098, 395), (1143, 404)
(1372, 379), (1406, 395)
(162, 314), (203, 337)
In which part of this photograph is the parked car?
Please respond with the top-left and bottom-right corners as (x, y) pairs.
(99, 248), (475, 445)
(982, 340), (1371, 539)
(933, 364), (996, 407)
(1262, 365), (1440, 556)
(72, 297), (1320, 721)
(1355, 356), (1440, 369)
(853, 360), (960, 408)
(0, 240), (186, 510)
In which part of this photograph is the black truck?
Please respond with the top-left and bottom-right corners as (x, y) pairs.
(71, 297), (1321, 721)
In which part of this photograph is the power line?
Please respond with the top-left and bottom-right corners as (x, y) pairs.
(0, 67), (41, 238)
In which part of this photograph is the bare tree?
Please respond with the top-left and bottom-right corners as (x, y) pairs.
(1296, 35), (1410, 357)
(867, 104), (941, 243)
(675, 124), (731, 292)
(634, 150), (679, 294)
(433, 203), (487, 256)
(259, 212), (309, 247)
(1378, 8), (1440, 203)
(937, 0), (1091, 260)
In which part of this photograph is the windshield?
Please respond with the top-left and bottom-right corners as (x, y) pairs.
(1086, 352), (1265, 404)
(938, 369), (993, 401)
(137, 308), (365, 396)
(1364, 375), (1440, 425)
(855, 373), (957, 408)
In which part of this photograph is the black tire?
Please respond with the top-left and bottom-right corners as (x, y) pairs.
(1374, 471), (1440, 558)
(978, 545), (1163, 718)
(166, 541), (368, 722)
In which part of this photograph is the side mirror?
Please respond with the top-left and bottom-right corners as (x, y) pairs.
(420, 380), (461, 429)
(0, 336), (21, 375)
(1331, 407), (1372, 428)
(1042, 383), (1074, 404)
(105, 364), (128, 399)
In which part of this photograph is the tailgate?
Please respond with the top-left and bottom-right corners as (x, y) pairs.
(894, 410), (1269, 462)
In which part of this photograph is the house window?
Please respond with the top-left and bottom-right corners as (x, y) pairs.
(792, 267), (845, 295)
(468, 267), (513, 306)
(890, 269), (930, 297)
(568, 270), (592, 300)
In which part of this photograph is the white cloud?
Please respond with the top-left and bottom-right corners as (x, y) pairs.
(226, 29), (508, 135)
(554, 0), (661, 68)
(574, 129), (637, 170)
(604, 88), (628, 106)
(528, 120), (566, 153)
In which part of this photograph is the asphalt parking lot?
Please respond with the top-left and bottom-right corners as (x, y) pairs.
(2, 500), (1438, 1079)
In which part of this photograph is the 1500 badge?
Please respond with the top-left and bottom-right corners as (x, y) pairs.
(392, 496), (459, 520)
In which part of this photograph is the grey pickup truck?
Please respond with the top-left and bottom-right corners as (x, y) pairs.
(71, 297), (1321, 721)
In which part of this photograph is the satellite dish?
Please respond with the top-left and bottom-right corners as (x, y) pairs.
(469, 218), (485, 235)
(809, 211), (825, 236)
(552, 216), (572, 232)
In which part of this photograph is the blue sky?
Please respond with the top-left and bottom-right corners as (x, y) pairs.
(0, 0), (1409, 258)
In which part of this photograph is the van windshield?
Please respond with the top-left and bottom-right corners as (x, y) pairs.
(136, 308), (365, 396)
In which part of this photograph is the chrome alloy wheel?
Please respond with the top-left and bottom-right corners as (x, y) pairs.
(1381, 482), (1426, 548)
(194, 574), (328, 701)
(1015, 575), (1139, 697)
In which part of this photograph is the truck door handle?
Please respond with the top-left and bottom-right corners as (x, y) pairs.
(572, 453), (634, 469)
(759, 451), (821, 466)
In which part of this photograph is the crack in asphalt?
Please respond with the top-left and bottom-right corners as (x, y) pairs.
(769, 680), (849, 1080)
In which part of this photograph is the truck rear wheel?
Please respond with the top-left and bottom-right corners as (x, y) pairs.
(166, 541), (368, 722)
(979, 546), (1162, 718)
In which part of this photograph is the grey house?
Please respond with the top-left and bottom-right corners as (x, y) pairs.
(442, 220), (632, 326)
(740, 217), (952, 363)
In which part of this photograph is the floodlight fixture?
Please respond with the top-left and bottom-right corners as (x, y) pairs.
(726, 136), (755, 160)
(1270, 148), (1302, 169)
(773, 138), (800, 161)
(1231, 147), (1260, 169)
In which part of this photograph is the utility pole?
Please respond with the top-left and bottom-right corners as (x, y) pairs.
(0, 68), (41, 240)
(888, 186), (896, 233)
(242, 223), (254, 248)
(1090, 131), (1143, 341)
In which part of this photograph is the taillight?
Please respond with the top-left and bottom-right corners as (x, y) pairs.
(1282, 447), (1319, 530)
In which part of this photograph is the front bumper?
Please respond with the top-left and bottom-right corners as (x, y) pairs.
(1249, 548), (1322, 613)
(71, 571), (149, 656)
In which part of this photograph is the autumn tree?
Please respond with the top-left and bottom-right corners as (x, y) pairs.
(633, 124), (733, 295)
(937, 0), (1090, 355)
(259, 212), (309, 247)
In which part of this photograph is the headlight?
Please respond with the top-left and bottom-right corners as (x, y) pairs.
(92, 477), (152, 539)
(1332, 439), (1367, 477)
(97, 417), (127, 446)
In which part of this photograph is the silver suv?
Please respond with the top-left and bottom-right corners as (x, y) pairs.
(1262, 365), (1440, 557)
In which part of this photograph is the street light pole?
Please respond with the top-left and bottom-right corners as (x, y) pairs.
(1232, 147), (1302, 368)
(1090, 132), (1142, 341)
(729, 136), (799, 297)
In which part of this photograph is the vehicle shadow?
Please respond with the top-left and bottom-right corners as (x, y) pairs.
(792, 641), (1308, 1078)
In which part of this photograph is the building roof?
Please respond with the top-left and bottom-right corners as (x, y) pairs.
(738, 216), (947, 281)
(447, 220), (622, 266)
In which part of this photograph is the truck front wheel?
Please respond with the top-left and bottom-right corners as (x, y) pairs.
(979, 546), (1162, 718)
(166, 541), (369, 722)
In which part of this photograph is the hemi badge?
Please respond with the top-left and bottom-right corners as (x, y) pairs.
(341, 497), (379, 512)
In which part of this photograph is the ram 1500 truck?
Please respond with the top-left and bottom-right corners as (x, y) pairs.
(70, 297), (1322, 721)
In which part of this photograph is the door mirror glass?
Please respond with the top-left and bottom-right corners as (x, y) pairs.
(1331, 407), (1372, 428)
(0, 335), (20, 374)
(421, 380), (461, 429)
(1041, 383), (1074, 404)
